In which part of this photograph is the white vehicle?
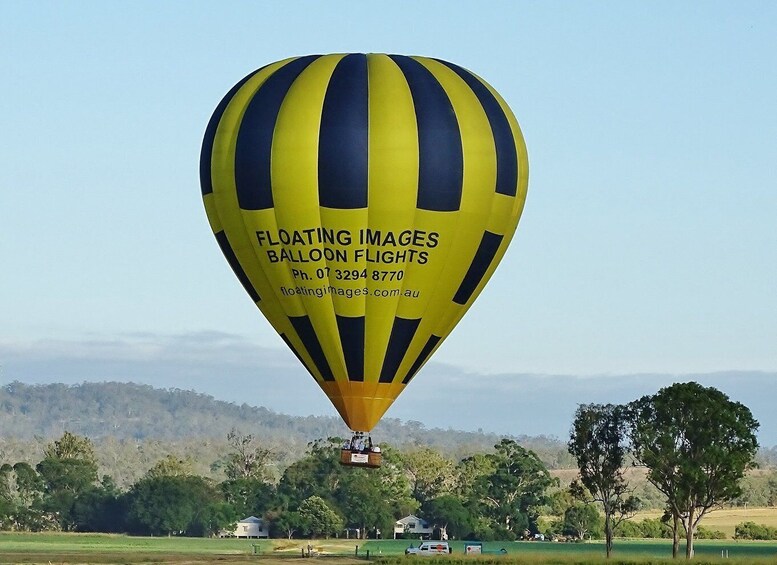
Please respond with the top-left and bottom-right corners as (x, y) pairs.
(405, 542), (451, 556)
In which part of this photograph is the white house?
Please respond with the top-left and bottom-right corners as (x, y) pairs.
(230, 516), (269, 538)
(393, 514), (434, 539)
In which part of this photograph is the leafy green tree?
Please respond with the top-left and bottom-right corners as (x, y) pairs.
(562, 502), (603, 540)
(196, 501), (238, 538)
(400, 448), (455, 507)
(70, 476), (126, 532)
(220, 477), (276, 520)
(128, 475), (197, 535)
(0, 465), (12, 529)
(629, 382), (759, 559)
(336, 468), (397, 539)
(372, 446), (418, 517)
(298, 495), (343, 538)
(128, 474), (228, 536)
(0, 462), (47, 531)
(277, 439), (413, 539)
(276, 438), (344, 510)
(454, 453), (496, 538)
(422, 494), (473, 539)
(36, 432), (99, 531)
(336, 447), (415, 538)
(270, 510), (305, 539)
(455, 453), (496, 500)
(569, 403), (640, 558)
(471, 439), (556, 539)
(546, 488), (574, 517)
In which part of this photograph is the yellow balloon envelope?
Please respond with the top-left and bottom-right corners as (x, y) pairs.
(200, 54), (528, 432)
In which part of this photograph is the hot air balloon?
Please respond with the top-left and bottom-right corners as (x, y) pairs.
(200, 53), (528, 467)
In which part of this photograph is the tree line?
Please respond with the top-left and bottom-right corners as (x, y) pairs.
(0, 381), (770, 562)
(0, 430), (559, 540)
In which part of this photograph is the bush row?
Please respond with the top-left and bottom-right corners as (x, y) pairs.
(615, 518), (725, 539)
(734, 521), (777, 540)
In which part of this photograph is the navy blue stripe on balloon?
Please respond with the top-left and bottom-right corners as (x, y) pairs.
(389, 55), (463, 212)
(402, 334), (441, 384)
(215, 230), (260, 303)
(280, 333), (316, 378)
(234, 55), (320, 210)
(336, 315), (365, 381)
(379, 316), (421, 383)
(453, 231), (504, 305)
(319, 54), (368, 209)
(289, 315), (335, 381)
(436, 59), (518, 197)
(200, 69), (262, 196)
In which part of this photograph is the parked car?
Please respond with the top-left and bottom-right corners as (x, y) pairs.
(405, 542), (451, 556)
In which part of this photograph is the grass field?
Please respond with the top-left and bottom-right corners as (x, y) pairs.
(628, 507), (777, 538)
(2, 534), (777, 565)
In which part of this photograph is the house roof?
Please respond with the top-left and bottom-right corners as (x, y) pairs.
(238, 516), (263, 524)
(395, 514), (428, 526)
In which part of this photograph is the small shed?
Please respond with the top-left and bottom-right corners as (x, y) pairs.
(394, 514), (434, 539)
(232, 516), (269, 538)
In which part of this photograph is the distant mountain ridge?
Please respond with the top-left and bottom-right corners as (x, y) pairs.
(0, 380), (331, 441)
(0, 381), (573, 466)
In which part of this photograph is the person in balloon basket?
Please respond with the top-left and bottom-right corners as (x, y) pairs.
(367, 436), (381, 454)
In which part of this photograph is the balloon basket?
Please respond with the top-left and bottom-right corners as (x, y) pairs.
(340, 448), (382, 468)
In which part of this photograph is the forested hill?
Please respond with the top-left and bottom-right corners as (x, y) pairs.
(0, 381), (573, 466)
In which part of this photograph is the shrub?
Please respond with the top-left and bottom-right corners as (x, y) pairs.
(735, 521), (777, 540)
(562, 503), (602, 540)
(615, 518), (671, 539)
(638, 518), (671, 539)
(695, 525), (725, 539)
(614, 520), (642, 538)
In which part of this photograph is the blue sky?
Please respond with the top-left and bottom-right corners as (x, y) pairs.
(1, 2), (776, 423)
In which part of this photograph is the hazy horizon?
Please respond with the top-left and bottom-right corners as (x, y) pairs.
(3, 333), (775, 446)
